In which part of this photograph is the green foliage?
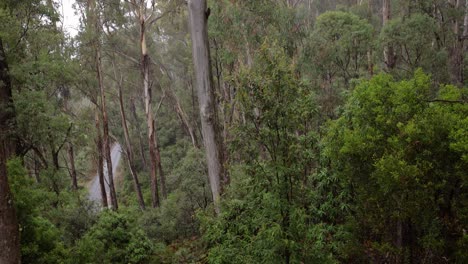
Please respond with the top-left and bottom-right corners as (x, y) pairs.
(324, 70), (468, 262)
(380, 14), (445, 80)
(201, 43), (347, 263)
(8, 158), (70, 263)
(74, 210), (153, 264)
(310, 10), (373, 80)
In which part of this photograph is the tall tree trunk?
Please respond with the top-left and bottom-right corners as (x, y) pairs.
(118, 81), (146, 210)
(90, 0), (118, 210)
(97, 48), (118, 210)
(188, 0), (225, 214)
(140, 16), (161, 208)
(94, 110), (108, 208)
(383, 0), (396, 69)
(68, 143), (78, 191)
(0, 37), (21, 264)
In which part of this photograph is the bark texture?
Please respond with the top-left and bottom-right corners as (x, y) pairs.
(94, 110), (108, 208)
(118, 81), (145, 210)
(140, 17), (161, 208)
(90, 0), (118, 209)
(0, 37), (21, 264)
(448, 0), (464, 84)
(383, 0), (396, 69)
(188, 0), (225, 214)
(68, 143), (78, 190)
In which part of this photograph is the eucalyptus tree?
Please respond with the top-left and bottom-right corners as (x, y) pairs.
(124, 0), (186, 207)
(88, 0), (118, 209)
(188, 0), (225, 214)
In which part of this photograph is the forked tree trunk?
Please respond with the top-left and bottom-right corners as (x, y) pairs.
(0, 37), (20, 264)
(118, 82), (146, 210)
(188, 0), (225, 214)
(383, 0), (396, 69)
(139, 16), (161, 208)
(133, 0), (168, 205)
(94, 110), (108, 208)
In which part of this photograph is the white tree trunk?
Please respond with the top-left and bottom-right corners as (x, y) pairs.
(188, 0), (224, 214)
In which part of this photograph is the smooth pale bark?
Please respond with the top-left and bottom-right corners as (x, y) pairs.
(140, 18), (161, 207)
(188, 0), (225, 214)
(0, 37), (20, 264)
(383, 0), (396, 69)
(117, 80), (146, 210)
(68, 143), (78, 190)
(94, 110), (108, 208)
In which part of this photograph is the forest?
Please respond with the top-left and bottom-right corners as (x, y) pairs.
(0, 0), (467, 263)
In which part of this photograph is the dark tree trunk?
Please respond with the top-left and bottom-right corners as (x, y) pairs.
(91, 0), (118, 210)
(449, 0), (464, 85)
(0, 37), (21, 264)
(68, 143), (78, 190)
(118, 81), (145, 210)
(94, 110), (108, 208)
(383, 0), (396, 69)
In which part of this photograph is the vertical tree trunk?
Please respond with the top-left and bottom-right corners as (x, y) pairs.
(94, 110), (108, 208)
(383, 0), (396, 69)
(154, 133), (167, 199)
(132, 0), (169, 203)
(68, 143), (78, 190)
(449, 0), (468, 86)
(0, 37), (21, 264)
(367, 0), (374, 76)
(140, 16), (161, 208)
(464, 0), (468, 40)
(118, 81), (146, 210)
(449, 0), (464, 85)
(97, 48), (118, 210)
(188, 0), (225, 214)
(130, 98), (148, 169)
(90, 0), (118, 210)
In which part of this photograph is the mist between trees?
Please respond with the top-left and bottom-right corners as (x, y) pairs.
(0, 0), (467, 263)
